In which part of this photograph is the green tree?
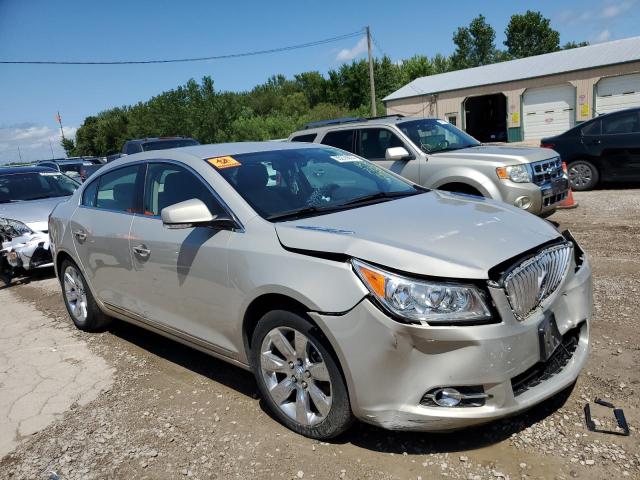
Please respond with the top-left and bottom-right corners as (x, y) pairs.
(451, 15), (497, 69)
(60, 137), (76, 156)
(562, 41), (589, 50)
(504, 10), (560, 58)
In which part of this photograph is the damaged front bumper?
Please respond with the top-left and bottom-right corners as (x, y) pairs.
(309, 250), (592, 431)
(1, 218), (53, 280)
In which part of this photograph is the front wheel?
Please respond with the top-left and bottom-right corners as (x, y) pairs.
(568, 160), (599, 191)
(251, 310), (353, 439)
(60, 259), (111, 331)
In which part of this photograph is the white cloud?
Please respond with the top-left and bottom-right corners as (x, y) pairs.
(336, 37), (368, 63)
(602, 0), (634, 18)
(595, 29), (612, 42)
(0, 124), (77, 164)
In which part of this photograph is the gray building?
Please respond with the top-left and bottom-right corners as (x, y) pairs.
(383, 36), (640, 142)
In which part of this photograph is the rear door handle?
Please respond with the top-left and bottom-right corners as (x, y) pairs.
(73, 230), (87, 242)
(132, 245), (151, 258)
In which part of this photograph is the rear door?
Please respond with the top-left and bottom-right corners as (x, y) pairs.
(598, 110), (640, 181)
(69, 164), (144, 309)
(127, 161), (237, 354)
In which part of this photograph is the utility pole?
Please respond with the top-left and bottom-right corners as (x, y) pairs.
(48, 138), (55, 159)
(56, 111), (65, 140)
(366, 26), (377, 117)
(17, 146), (22, 162)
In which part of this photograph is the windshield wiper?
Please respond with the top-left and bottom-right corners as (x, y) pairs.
(340, 189), (420, 207)
(266, 204), (344, 222)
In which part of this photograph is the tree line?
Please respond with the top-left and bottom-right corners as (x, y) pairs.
(65, 11), (587, 157)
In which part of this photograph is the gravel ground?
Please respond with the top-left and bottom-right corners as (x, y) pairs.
(1, 187), (639, 480)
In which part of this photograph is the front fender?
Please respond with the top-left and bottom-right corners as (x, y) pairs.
(430, 168), (503, 201)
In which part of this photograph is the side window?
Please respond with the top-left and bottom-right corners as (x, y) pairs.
(320, 130), (355, 152)
(581, 120), (601, 136)
(95, 165), (141, 212)
(143, 163), (223, 217)
(602, 112), (640, 135)
(290, 133), (317, 143)
(81, 179), (99, 207)
(357, 128), (406, 160)
(125, 143), (141, 155)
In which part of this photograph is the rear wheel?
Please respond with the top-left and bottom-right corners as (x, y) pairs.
(251, 310), (353, 439)
(60, 259), (111, 331)
(568, 160), (599, 191)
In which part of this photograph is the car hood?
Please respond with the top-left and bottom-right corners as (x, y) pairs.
(432, 145), (556, 165)
(274, 191), (562, 279)
(0, 197), (70, 232)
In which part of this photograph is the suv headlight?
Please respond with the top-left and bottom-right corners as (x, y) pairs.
(352, 259), (492, 325)
(496, 165), (531, 183)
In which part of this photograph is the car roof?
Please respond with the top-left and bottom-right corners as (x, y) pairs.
(0, 165), (58, 174)
(124, 137), (196, 145)
(291, 115), (434, 136)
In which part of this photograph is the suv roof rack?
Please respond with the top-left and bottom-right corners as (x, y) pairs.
(303, 114), (405, 130)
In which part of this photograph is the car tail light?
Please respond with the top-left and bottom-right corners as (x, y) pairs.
(540, 142), (555, 149)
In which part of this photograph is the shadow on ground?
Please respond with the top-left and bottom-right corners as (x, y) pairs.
(0, 267), (56, 290)
(106, 315), (573, 455)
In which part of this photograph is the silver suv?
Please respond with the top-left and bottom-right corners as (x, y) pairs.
(289, 116), (569, 216)
(49, 142), (592, 439)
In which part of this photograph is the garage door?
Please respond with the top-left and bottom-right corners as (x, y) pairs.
(596, 73), (640, 115)
(523, 85), (576, 140)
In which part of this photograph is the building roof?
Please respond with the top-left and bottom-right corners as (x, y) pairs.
(383, 36), (640, 102)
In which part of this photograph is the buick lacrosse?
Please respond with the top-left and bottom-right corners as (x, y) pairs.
(49, 142), (592, 439)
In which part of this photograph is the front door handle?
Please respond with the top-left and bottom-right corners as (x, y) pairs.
(132, 245), (151, 258)
(73, 230), (87, 242)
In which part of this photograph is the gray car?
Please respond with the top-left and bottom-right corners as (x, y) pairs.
(49, 142), (592, 439)
(289, 116), (569, 216)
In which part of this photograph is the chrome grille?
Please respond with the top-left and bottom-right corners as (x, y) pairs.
(504, 243), (573, 320)
(531, 157), (563, 185)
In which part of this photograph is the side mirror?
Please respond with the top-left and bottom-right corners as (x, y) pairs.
(385, 146), (411, 161)
(160, 198), (215, 229)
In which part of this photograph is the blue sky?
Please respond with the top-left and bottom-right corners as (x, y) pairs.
(1, 0), (638, 163)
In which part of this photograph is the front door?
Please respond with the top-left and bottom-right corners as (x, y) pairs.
(355, 127), (420, 182)
(598, 110), (640, 181)
(127, 162), (237, 354)
(70, 164), (144, 309)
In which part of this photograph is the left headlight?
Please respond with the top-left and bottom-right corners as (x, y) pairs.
(496, 165), (531, 183)
(352, 259), (492, 325)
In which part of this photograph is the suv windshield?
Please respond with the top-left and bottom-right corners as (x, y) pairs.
(142, 139), (199, 151)
(213, 147), (422, 220)
(0, 172), (79, 203)
(398, 119), (480, 154)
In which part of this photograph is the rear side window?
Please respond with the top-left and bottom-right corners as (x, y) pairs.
(124, 143), (142, 155)
(95, 165), (141, 212)
(581, 120), (601, 136)
(357, 128), (406, 160)
(320, 130), (355, 152)
(143, 163), (223, 217)
(602, 112), (640, 135)
(81, 180), (99, 207)
(290, 133), (317, 143)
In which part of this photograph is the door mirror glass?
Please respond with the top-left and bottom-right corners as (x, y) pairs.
(161, 199), (214, 228)
(385, 146), (411, 161)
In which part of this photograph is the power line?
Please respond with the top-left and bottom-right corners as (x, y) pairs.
(1, 29), (365, 65)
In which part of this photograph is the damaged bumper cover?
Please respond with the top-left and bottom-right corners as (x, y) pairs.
(1, 217), (53, 271)
(309, 250), (592, 431)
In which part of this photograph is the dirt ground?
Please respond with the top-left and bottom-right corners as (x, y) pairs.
(1, 187), (639, 480)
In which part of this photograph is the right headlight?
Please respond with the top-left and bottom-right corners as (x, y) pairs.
(352, 259), (492, 325)
(496, 165), (532, 183)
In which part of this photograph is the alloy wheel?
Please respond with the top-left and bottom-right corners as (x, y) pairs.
(569, 164), (592, 188)
(259, 327), (332, 427)
(63, 265), (88, 322)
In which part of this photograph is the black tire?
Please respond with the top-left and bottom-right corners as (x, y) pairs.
(250, 310), (353, 439)
(439, 184), (483, 197)
(568, 160), (599, 191)
(60, 259), (111, 331)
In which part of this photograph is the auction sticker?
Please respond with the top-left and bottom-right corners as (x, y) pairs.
(331, 154), (360, 163)
(207, 156), (241, 169)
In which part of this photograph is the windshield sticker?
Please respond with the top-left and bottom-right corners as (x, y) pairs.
(436, 119), (448, 124)
(330, 154), (360, 163)
(207, 156), (241, 169)
(39, 172), (59, 176)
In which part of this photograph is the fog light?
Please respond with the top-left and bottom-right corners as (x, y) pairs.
(514, 196), (531, 209)
(433, 388), (462, 407)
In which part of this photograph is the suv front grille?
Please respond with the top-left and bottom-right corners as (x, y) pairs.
(503, 243), (573, 320)
(511, 324), (580, 397)
(531, 157), (563, 185)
